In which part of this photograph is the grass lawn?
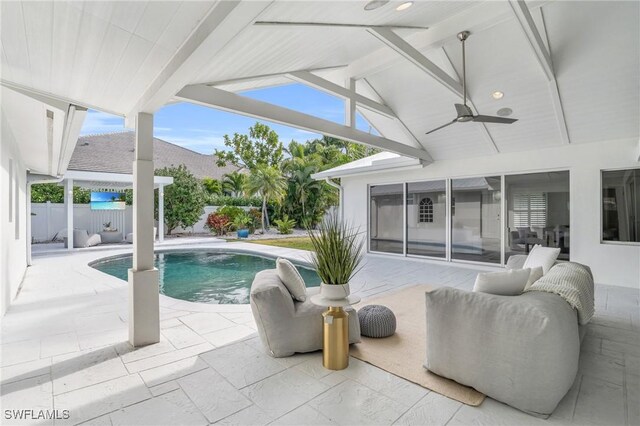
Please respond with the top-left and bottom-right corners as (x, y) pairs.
(242, 237), (315, 251)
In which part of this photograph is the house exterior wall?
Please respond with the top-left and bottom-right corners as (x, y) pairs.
(1, 115), (28, 316)
(342, 137), (640, 289)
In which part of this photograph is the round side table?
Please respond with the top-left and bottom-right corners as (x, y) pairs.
(310, 294), (361, 370)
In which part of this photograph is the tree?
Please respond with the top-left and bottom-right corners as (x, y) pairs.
(244, 165), (287, 233)
(290, 165), (322, 221)
(154, 165), (205, 235)
(202, 178), (222, 195)
(222, 171), (246, 197)
(31, 183), (91, 204)
(214, 122), (284, 170)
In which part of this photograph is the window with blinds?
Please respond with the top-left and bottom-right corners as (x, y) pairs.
(513, 193), (547, 227)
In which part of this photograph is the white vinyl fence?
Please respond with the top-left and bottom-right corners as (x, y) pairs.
(31, 202), (132, 242)
(31, 203), (253, 242)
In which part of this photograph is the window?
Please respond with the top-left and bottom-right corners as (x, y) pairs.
(602, 168), (640, 243)
(406, 180), (446, 258)
(513, 193), (547, 227)
(369, 184), (404, 254)
(506, 171), (570, 261)
(418, 197), (433, 223)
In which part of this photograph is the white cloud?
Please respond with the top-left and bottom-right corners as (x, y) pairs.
(80, 110), (125, 135)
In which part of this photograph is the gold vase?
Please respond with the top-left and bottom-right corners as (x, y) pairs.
(322, 307), (349, 370)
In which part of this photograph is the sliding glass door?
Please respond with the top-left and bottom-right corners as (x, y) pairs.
(505, 171), (570, 261)
(369, 184), (404, 254)
(406, 180), (447, 258)
(368, 170), (570, 264)
(451, 176), (502, 263)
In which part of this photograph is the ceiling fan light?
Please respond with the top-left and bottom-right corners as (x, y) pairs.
(364, 0), (389, 11)
(491, 91), (504, 100)
(396, 2), (413, 11)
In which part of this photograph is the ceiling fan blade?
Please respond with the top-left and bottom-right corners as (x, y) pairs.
(472, 115), (518, 124)
(455, 103), (473, 117)
(425, 119), (457, 135)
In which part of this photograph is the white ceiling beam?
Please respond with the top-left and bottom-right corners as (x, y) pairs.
(366, 28), (464, 99)
(206, 66), (347, 89)
(348, 1), (550, 80)
(126, 1), (273, 126)
(509, 0), (553, 81)
(358, 78), (427, 152)
(57, 105), (87, 176)
(509, 2), (570, 144)
(176, 84), (433, 163)
(286, 70), (395, 119)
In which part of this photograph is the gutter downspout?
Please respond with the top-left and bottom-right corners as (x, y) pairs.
(325, 178), (343, 221)
(26, 173), (64, 265)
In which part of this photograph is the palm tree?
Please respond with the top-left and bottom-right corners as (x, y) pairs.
(222, 171), (246, 197)
(291, 165), (321, 221)
(244, 166), (287, 233)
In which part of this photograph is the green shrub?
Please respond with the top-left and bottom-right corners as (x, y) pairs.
(232, 213), (252, 230)
(273, 215), (296, 235)
(247, 208), (262, 233)
(217, 205), (244, 223)
(204, 213), (230, 236)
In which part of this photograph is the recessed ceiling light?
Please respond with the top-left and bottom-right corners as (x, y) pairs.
(491, 91), (504, 100)
(497, 107), (513, 117)
(396, 1), (413, 11)
(364, 0), (389, 11)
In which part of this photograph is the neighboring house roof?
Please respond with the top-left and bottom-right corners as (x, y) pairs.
(68, 131), (239, 180)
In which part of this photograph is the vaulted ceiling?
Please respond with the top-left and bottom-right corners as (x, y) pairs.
(1, 0), (638, 163)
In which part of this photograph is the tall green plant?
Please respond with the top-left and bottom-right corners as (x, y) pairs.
(222, 171), (246, 197)
(154, 165), (205, 235)
(308, 214), (364, 285)
(244, 165), (287, 233)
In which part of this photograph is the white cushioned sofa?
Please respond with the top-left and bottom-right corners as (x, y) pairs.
(250, 269), (361, 358)
(424, 256), (593, 417)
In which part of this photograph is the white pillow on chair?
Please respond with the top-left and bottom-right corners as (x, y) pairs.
(523, 245), (561, 275)
(473, 268), (532, 296)
(276, 258), (307, 302)
(524, 266), (544, 290)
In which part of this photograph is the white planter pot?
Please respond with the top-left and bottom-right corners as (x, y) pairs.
(320, 283), (351, 300)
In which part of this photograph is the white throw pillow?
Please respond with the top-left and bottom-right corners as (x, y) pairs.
(276, 258), (307, 302)
(523, 245), (561, 275)
(524, 266), (544, 290)
(473, 268), (531, 296)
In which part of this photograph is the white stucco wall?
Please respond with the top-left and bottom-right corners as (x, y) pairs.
(1, 115), (28, 316)
(342, 137), (640, 289)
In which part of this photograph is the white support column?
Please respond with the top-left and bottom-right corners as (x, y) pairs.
(158, 186), (165, 242)
(345, 78), (356, 128)
(128, 112), (160, 347)
(65, 179), (73, 250)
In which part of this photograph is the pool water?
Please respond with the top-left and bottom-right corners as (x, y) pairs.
(92, 251), (321, 304)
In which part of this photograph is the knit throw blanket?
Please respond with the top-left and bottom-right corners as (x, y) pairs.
(524, 262), (595, 325)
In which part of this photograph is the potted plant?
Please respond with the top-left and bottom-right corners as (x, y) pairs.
(308, 214), (364, 300)
(233, 213), (252, 239)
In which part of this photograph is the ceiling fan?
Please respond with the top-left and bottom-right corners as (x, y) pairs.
(425, 31), (518, 135)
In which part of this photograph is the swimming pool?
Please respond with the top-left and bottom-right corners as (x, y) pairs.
(91, 250), (321, 304)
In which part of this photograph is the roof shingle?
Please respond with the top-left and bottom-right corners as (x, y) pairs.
(68, 131), (238, 180)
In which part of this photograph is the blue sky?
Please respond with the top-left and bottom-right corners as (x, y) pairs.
(80, 83), (375, 154)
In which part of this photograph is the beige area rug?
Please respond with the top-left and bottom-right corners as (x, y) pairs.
(351, 284), (485, 406)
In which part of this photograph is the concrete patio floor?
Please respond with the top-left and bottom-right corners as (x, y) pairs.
(1, 241), (638, 425)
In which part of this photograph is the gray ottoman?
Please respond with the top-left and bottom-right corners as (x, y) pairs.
(358, 305), (396, 338)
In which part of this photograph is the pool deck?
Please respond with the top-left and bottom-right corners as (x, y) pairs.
(1, 240), (638, 425)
